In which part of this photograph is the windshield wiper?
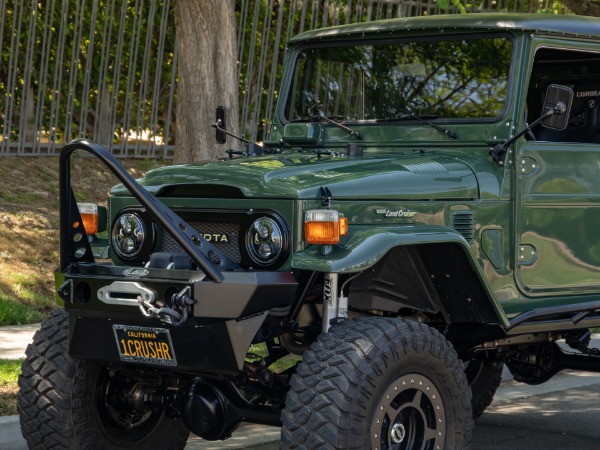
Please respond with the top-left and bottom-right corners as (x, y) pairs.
(378, 114), (458, 140)
(293, 115), (362, 140)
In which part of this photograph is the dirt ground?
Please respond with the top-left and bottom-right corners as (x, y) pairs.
(0, 155), (166, 316)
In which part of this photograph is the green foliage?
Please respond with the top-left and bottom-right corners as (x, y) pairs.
(1, 0), (574, 148)
(439, 0), (467, 13)
(455, 0), (569, 14)
(0, 0), (176, 146)
(248, 342), (301, 373)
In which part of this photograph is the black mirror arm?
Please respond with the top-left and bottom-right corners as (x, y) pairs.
(211, 120), (252, 144)
(212, 121), (266, 159)
(489, 104), (563, 165)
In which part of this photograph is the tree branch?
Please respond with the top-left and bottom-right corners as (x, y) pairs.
(560, 0), (600, 16)
(450, 0), (467, 14)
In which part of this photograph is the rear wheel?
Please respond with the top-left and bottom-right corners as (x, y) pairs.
(281, 317), (473, 449)
(18, 308), (189, 450)
(465, 354), (504, 419)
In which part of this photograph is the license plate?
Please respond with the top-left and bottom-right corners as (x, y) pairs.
(113, 325), (177, 366)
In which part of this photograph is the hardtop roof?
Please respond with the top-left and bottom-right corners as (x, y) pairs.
(288, 13), (600, 43)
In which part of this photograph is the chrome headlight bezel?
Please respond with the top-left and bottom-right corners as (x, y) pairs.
(111, 208), (155, 263)
(245, 214), (290, 268)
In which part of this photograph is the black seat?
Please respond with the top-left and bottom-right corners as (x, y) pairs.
(563, 83), (600, 143)
(536, 82), (600, 143)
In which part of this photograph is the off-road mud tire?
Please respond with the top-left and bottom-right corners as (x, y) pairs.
(17, 308), (189, 450)
(280, 317), (473, 449)
(466, 357), (504, 420)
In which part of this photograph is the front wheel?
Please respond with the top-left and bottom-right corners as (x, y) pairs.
(17, 309), (189, 450)
(281, 317), (473, 449)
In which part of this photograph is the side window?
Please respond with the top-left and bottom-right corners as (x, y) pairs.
(526, 47), (600, 143)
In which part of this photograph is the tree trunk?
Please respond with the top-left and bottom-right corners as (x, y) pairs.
(174, 0), (239, 163)
(556, 0), (600, 16)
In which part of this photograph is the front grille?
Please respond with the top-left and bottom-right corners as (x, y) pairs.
(159, 221), (241, 263)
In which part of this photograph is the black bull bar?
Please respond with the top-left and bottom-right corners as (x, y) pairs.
(58, 140), (297, 373)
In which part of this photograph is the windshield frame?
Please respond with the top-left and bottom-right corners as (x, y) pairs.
(278, 31), (517, 127)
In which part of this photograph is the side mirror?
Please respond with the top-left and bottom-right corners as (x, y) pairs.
(215, 106), (227, 144)
(541, 84), (573, 130)
(490, 84), (573, 165)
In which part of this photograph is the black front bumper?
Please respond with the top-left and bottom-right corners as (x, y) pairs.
(58, 263), (297, 375)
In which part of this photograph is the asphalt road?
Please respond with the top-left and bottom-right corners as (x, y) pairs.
(187, 370), (600, 450)
(471, 370), (600, 449)
(4, 369), (600, 449)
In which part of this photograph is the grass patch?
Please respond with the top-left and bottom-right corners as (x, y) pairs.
(0, 358), (22, 416)
(0, 294), (49, 325)
(0, 191), (42, 204)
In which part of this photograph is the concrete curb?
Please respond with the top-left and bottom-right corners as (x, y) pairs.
(186, 424), (281, 449)
(0, 414), (280, 449)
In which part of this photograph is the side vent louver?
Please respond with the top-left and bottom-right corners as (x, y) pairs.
(450, 211), (475, 243)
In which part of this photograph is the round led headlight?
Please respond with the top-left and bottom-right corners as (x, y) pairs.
(111, 212), (147, 260)
(246, 216), (285, 266)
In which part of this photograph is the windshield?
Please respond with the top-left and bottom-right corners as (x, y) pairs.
(284, 35), (513, 122)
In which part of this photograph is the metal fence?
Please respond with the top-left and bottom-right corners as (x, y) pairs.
(0, 0), (177, 158)
(0, 0), (569, 158)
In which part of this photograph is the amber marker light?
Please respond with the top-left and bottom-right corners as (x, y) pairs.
(77, 203), (99, 235)
(304, 209), (348, 245)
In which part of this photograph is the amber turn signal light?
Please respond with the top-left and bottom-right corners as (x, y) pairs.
(304, 210), (348, 245)
(77, 203), (99, 235)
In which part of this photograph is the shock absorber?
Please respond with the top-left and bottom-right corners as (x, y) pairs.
(322, 272), (348, 332)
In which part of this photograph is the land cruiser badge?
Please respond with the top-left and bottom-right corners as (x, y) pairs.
(375, 208), (416, 218)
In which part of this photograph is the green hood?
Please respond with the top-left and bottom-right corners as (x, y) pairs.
(112, 153), (479, 200)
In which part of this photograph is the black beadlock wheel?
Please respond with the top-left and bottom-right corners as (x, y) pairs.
(281, 317), (473, 450)
(465, 355), (504, 420)
(17, 308), (189, 450)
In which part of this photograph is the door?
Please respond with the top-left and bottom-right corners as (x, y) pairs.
(516, 140), (600, 296)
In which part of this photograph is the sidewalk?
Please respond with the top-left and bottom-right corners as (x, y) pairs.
(0, 323), (39, 359)
(0, 414), (280, 450)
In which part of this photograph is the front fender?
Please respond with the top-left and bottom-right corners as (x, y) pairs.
(292, 225), (510, 330)
(292, 225), (469, 273)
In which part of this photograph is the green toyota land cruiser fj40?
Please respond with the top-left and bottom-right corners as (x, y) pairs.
(17, 13), (600, 450)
